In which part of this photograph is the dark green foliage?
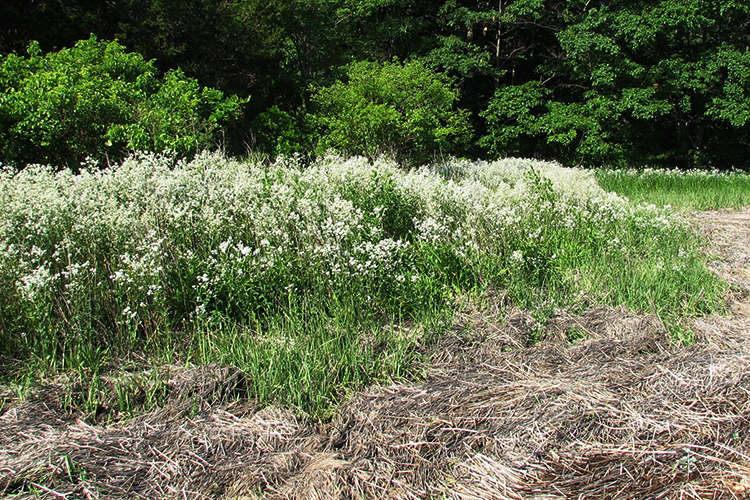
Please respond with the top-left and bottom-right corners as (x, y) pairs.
(115, 0), (287, 99)
(480, 0), (750, 168)
(0, 0), (286, 99)
(250, 106), (316, 158)
(0, 36), (243, 169)
(3, 0), (750, 168)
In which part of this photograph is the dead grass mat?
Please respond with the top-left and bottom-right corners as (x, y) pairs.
(2, 305), (749, 499)
(2, 209), (750, 499)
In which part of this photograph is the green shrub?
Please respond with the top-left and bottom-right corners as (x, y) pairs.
(0, 36), (244, 169)
(311, 60), (472, 165)
(250, 105), (316, 158)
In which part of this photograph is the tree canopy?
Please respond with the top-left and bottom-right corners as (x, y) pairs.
(312, 60), (471, 164)
(2, 0), (750, 169)
(0, 36), (243, 168)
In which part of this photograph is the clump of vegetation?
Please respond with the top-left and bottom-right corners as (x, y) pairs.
(596, 167), (750, 210)
(0, 153), (725, 417)
(4, 1), (750, 169)
(0, 36), (244, 169)
(312, 60), (472, 165)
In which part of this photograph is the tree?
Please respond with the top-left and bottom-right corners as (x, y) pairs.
(311, 59), (472, 164)
(0, 0), (287, 97)
(4, 0), (750, 167)
(480, 0), (750, 168)
(0, 36), (244, 169)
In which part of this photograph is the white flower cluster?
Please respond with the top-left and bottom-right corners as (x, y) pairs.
(0, 151), (682, 333)
(603, 166), (749, 179)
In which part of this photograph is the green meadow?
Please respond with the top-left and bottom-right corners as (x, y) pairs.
(596, 167), (750, 211)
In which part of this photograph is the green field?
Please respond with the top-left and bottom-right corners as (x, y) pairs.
(596, 167), (750, 211)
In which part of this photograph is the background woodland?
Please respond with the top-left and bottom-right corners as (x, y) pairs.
(2, 0), (750, 169)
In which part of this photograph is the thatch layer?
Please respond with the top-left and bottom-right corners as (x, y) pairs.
(2, 209), (749, 499)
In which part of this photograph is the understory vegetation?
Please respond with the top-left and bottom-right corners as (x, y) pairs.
(0, 37), (243, 169)
(0, 153), (727, 418)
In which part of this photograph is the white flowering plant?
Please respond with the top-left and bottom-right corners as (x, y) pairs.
(0, 152), (724, 416)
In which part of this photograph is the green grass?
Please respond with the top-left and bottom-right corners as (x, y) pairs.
(595, 168), (750, 211)
(0, 154), (729, 419)
(191, 297), (442, 419)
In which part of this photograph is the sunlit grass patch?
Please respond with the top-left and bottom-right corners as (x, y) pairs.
(0, 153), (727, 418)
(595, 167), (750, 210)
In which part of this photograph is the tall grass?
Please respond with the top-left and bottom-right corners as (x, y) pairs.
(0, 153), (725, 417)
(596, 168), (750, 210)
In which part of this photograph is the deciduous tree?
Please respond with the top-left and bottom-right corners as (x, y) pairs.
(0, 36), (244, 169)
(312, 59), (471, 164)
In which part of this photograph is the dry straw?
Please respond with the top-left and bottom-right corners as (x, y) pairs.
(2, 300), (749, 499)
(2, 208), (750, 500)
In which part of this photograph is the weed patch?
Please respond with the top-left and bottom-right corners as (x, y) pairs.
(0, 153), (726, 416)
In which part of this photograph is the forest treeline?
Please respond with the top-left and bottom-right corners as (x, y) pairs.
(2, 0), (750, 169)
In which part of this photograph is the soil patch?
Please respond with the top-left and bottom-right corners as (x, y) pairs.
(2, 209), (750, 499)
